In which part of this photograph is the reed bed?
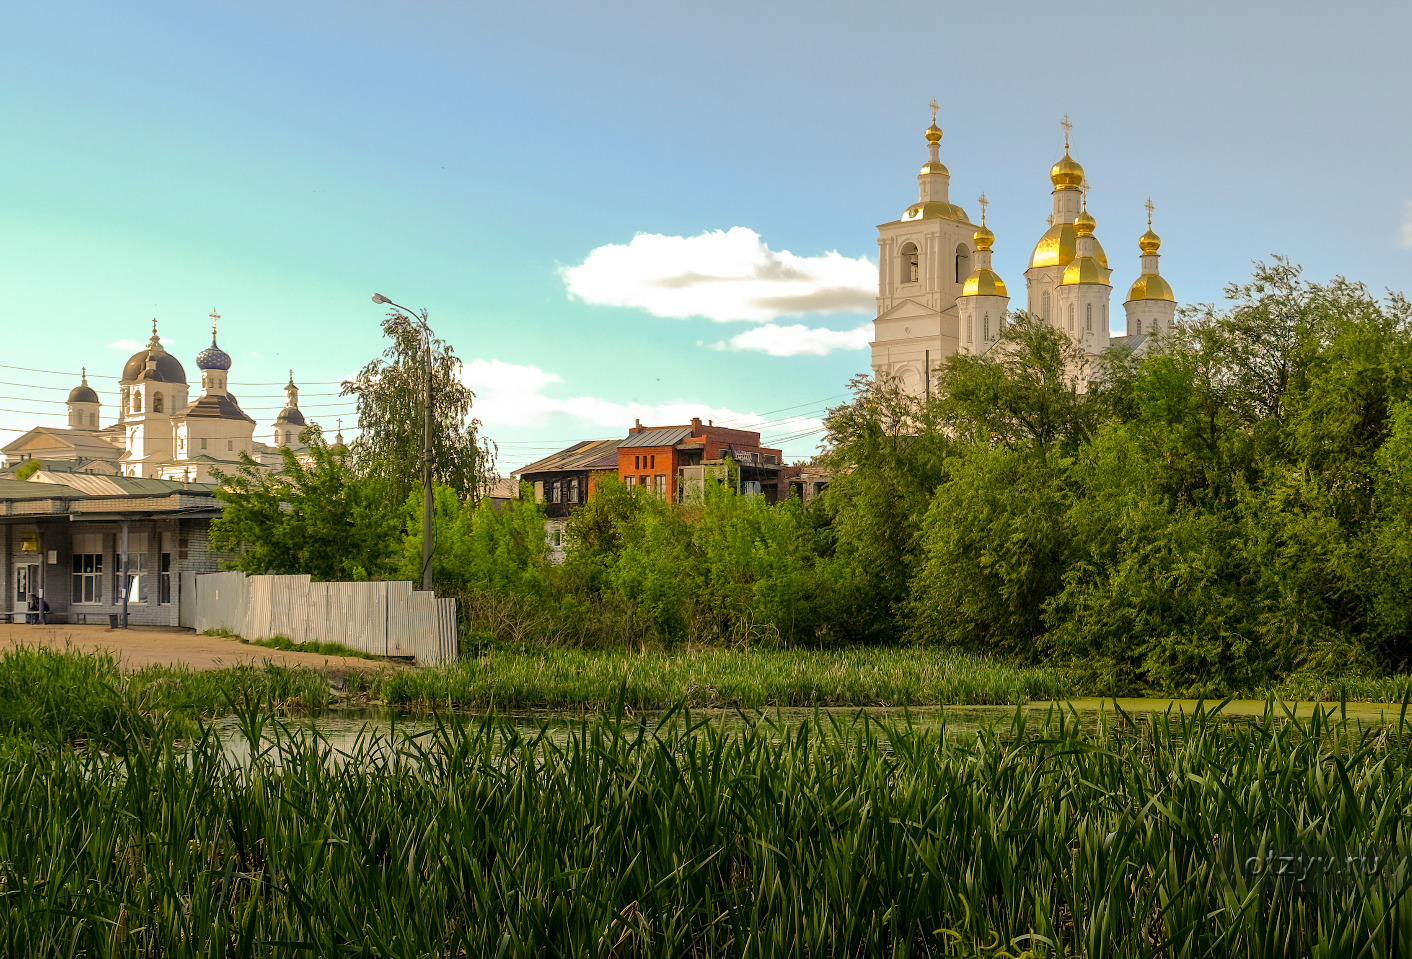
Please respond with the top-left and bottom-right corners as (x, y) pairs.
(374, 646), (1074, 710)
(4, 698), (1412, 956)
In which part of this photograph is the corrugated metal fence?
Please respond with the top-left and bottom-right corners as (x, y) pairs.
(193, 572), (458, 665)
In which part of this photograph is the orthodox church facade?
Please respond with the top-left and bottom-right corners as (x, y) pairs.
(870, 110), (1177, 394)
(2, 312), (326, 483)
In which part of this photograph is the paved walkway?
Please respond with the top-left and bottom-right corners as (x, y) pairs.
(0, 623), (387, 672)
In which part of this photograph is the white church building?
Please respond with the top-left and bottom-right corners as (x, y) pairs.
(870, 109), (1177, 394)
(3, 312), (327, 483)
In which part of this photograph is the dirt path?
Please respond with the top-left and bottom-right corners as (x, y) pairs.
(0, 623), (391, 672)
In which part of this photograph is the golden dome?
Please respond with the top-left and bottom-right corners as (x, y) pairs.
(925, 121), (943, 144)
(1074, 208), (1095, 237)
(1029, 223), (1109, 270)
(1061, 257), (1109, 286)
(961, 269), (1007, 297)
(919, 160), (950, 177)
(1050, 150), (1085, 189)
(903, 200), (968, 223)
(1126, 273), (1174, 302)
(973, 222), (995, 251)
(1138, 228), (1161, 255)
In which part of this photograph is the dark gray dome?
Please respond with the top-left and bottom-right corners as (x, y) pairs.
(122, 348), (187, 384)
(274, 406), (307, 427)
(196, 337), (232, 371)
(68, 384), (99, 404)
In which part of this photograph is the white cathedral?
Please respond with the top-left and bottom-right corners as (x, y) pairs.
(870, 110), (1176, 394)
(2, 312), (331, 483)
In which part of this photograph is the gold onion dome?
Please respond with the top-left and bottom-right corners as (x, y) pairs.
(925, 120), (943, 144)
(1139, 228), (1162, 255)
(1050, 150), (1085, 189)
(973, 222), (995, 251)
(1074, 207), (1096, 237)
(1030, 224), (1108, 270)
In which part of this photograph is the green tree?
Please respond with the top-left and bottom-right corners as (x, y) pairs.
(342, 309), (496, 504)
(210, 429), (400, 581)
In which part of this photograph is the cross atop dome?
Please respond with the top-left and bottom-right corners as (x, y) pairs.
(208, 308), (221, 339)
(1145, 197), (1155, 226)
(977, 192), (989, 224)
(1060, 114), (1073, 149)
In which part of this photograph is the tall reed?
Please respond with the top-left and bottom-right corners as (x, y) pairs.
(3, 698), (1412, 956)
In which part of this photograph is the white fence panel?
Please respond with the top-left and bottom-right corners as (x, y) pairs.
(193, 573), (456, 665)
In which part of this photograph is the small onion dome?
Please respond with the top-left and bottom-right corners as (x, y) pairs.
(1030, 223), (1109, 270)
(903, 200), (968, 222)
(1138, 228), (1162, 255)
(1050, 150), (1085, 189)
(122, 348), (186, 384)
(973, 223), (995, 251)
(68, 383), (99, 404)
(195, 336), (232, 371)
(1074, 208), (1096, 237)
(919, 159), (950, 176)
(275, 406), (307, 427)
(1127, 273), (1175, 302)
(925, 120), (943, 145)
(961, 269), (1008, 297)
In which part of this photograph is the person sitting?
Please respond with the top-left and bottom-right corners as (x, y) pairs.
(26, 593), (39, 625)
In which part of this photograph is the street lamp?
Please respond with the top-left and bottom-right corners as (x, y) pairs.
(371, 293), (435, 592)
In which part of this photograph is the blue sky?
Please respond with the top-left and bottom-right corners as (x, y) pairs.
(3, 0), (1410, 467)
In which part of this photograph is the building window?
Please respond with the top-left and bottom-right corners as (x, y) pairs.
(201, 438), (207, 450)
(1041, 290), (1051, 321)
(655, 474), (666, 497)
(983, 313), (990, 341)
(954, 244), (970, 284)
(1086, 304), (1092, 332)
(1067, 304), (1075, 331)
(551, 529), (563, 548)
(1137, 318), (1143, 334)
(153, 392), (163, 413)
(550, 481), (560, 504)
(71, 533), (103, 605)
(568, 478), (579, 504)
(900, 242), (919, 283)
(227, 440), (233, 452)
(133, 391), (143, 413)
(649, 455), (655, 469)
(159, 551), (172, 605)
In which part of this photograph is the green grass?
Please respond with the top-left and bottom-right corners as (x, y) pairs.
(372, 645), (1075, 710)
(4, 695), (1412, 955)
(0, 644), (332, 748)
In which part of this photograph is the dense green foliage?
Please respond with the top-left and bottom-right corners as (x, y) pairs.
(210, 262), (1412, 694)
(6, 676), (1412, 956)
(210, 430), (400, 581)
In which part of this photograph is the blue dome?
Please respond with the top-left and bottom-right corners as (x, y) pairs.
(195, 337), (232, 371)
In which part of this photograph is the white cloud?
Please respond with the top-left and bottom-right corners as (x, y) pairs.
(1402, 200), (1412, 249)
(716, 322), (872, 357)
(459, 358), (826, 460)
(561, 227), (875, 323)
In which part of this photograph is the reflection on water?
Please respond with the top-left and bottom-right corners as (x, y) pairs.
(210, 696), (1411, 768)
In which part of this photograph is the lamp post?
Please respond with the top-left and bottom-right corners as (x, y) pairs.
(371, 293), (435, 592)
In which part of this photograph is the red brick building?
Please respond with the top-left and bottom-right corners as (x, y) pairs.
(619, 417), (784, 503)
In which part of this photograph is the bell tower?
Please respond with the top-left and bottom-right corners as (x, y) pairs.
(870, 102), (977, 397)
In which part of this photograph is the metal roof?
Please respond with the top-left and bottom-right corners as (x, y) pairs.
(619, 426), (694, 449)
(515, 438), (624, 476)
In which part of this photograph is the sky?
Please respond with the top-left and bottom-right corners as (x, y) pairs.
(2, 0), (1410, 469)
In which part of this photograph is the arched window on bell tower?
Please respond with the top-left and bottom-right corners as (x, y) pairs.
(153, 392), (164, 413)
(900, 242), (919, 284)
(954, 244), (971, 284)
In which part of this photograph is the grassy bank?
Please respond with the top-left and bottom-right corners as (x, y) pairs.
(0, 645), (331, 748)
(372, 645), (1075, 710)
(5, 697), (1412, 955)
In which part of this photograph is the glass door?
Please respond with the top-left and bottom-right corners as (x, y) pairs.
(14, 563), (40, 622)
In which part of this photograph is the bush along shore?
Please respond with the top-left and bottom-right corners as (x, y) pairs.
(3, 691), (1412, 956)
